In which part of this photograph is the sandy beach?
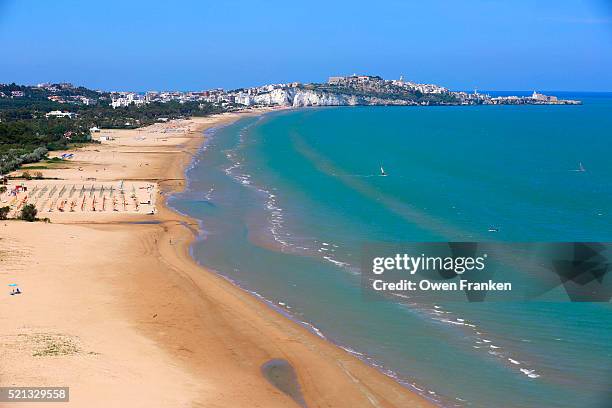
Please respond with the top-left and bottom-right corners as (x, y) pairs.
(0, 109), (434, 407)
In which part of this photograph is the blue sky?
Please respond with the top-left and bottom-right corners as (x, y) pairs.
(1, 0), (611, 91)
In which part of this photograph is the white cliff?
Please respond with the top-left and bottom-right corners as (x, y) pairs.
(250, 88), (414, 107)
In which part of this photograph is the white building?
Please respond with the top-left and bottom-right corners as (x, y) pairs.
(110, 93), (147, 108)
(532, 91), (557, 102)
(234, 93), (253, 106)
(45, 110), (77, 119)
(328, 76), (345, 85)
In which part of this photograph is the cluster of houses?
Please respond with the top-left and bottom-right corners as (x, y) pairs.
(37, 82), (98, 105)
(36, 82), (75, 91)
(329, 74), (450, 95)
(46, 94), (97, 105)
(487, 91), (580, 105)
(110, 90), (218, 108)
(3, 90), (25, 97)
(110, 92), (147, 108)
(0, 90), (25, 98)
(106, 82), (303, 109)
(0, 82), (99, 105)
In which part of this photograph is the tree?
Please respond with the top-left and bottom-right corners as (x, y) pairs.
(0, 186), (6, 194)
(0, 206), (9, 220)
(22, 171), (31, 180)
(19, 203), (37, 221)
(34, 171), (43, 179)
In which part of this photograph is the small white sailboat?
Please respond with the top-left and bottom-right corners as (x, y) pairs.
(571, 162), (586, 172)
(380, 166), (387, 176)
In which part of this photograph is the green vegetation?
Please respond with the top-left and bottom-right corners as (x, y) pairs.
(28, 333), (80, 357)
(0, 199), (48, 222)
(81, 100), (220, 129)
(19, 165), (49, 169)
(0, 206), (9, 220)
(19, 203), (37, 222)
(0, 146), (49, 175)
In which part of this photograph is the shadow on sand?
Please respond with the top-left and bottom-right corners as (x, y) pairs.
(261, 358), (307, 407)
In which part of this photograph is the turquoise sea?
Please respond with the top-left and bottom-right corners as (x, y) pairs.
(169, 93), (612, 408)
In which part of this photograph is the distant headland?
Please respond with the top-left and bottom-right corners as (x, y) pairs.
(227, 75), (582, 107)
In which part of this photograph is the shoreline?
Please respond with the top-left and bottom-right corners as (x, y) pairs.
(171, 115), (438, 400)
(1, 109), (436, 407)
